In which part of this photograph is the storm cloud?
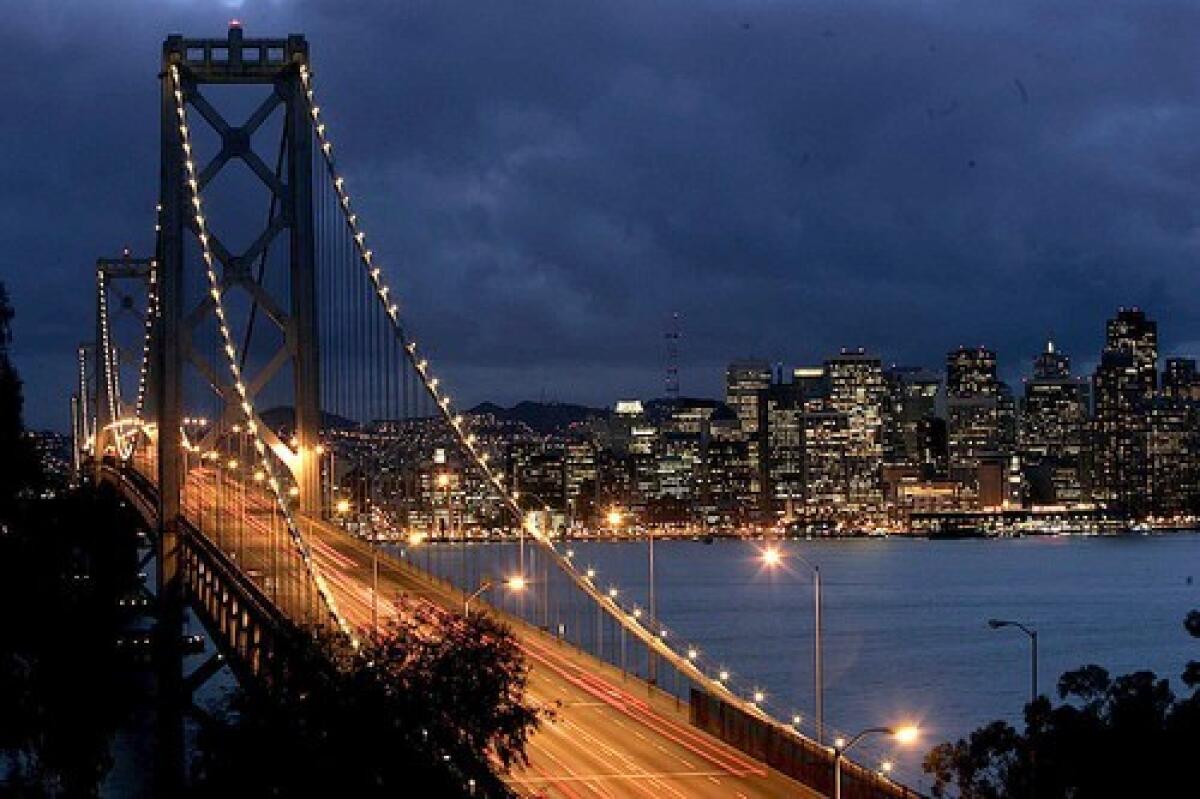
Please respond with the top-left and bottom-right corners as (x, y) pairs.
(3, 0), (1200, 428)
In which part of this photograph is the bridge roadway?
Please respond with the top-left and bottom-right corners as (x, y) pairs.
(180, 467), (818, 799)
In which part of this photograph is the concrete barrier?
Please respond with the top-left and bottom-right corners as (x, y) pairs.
(690, 689), (924, 798)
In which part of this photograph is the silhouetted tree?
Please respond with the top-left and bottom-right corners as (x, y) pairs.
(190, 604), (543, 797)
(0, 281), (43, 516)
(0, 485), (144, 795)
(925, 613), (1200, 798)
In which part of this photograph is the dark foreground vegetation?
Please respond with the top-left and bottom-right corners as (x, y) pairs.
(0, 484), (146, 795)
(191, 607), (542, 797)
(924, 612), (1200, 798)
(1, 282), (147, 793)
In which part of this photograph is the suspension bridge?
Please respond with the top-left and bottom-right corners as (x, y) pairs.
(72, 26), (918, 799)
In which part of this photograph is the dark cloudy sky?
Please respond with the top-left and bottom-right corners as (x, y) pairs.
(4, 0), (1200, 430)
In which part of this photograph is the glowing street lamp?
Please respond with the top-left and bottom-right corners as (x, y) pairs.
(833, 725), (920, 799)
(464, 574), (526, 616)
(335, 498), (351, 515)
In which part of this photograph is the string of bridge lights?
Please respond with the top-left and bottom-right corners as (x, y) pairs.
(129, 258), (159, 470)
(77, 345), (94, 453)
(96, 270), (136, 460)
(134, 231), (160, 423)
(169, 62), (356, 647)
(294, 64), (878, 754)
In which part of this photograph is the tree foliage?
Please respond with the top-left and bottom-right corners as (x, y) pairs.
(924, 616), (1200, 798)
(1, 283), (141, 795)
(0, 281), (43, 518)
(0, 485), (145, 795)
(189, 604), (543, 797)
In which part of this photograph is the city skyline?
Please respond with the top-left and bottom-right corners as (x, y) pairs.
(166, 303), (1193, 538)
(8, 1), (1200, 429)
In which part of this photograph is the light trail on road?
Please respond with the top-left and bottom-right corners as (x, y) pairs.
(182, 466), (819, 798)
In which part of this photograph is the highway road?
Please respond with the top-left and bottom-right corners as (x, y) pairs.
(181, 467), (822, 798)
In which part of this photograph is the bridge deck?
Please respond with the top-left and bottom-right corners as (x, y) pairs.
(177, 465), (819, 798)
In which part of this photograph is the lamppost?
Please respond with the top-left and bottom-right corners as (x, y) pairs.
(832, 725), (920, 799)
(464, 574), (526, 617)
(988, 618), (1039, 702)
(761, 543), (824, 744)
(226, 457), (240, 563)
(437, 472), (451, 534)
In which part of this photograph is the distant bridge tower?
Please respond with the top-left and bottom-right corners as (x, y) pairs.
(72, 343), (96, 472)
(93, 251), (154, 475)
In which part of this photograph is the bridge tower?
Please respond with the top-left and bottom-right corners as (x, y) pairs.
(72, 343), (96, 472)
(157, 24), (321, 527)
(153, 25), (321, 790)
(93, 252), (154, 474)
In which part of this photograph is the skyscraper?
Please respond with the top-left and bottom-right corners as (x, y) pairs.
(1162, 358), (1200, 401)
(1146, 396), (1199, 518)
(1149, 358), (1200, 518)
(946, 346), (1003, 490)
(725, 360), (772, 511)
(761, 380), (805, 520)
(947, 346), (998, 398)
(883, 366), (942, 472)
(826, 348), (886, 521)
(1093, 308), (1158, 516)
(1033, 339), (1071, 380)
(1105, 308), (1158, 395)
(1020, 340), (1090, 504)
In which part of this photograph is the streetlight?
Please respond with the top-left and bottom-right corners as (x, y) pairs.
(436, 472), (452, 541)
(988, 618), (1039, 702)
(832, 725), (921, 799)
(464, 575), (526, 616)
(760, 543), (824, 744)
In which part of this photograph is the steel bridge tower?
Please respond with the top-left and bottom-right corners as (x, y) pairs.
(158, 25), (321, 527)
(93, 252), (154, 474)
(153, 25), (321, 790)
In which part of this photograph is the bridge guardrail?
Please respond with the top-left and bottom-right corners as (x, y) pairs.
(691, 689), (925, 799)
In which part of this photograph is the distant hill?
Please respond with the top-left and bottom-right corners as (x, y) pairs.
(260, 406), (356, 432)
(259, 398), (726, 435)
(467, 401), (606, 434)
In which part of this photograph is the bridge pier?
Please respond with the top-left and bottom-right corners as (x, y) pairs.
(153, 517), (186, 796)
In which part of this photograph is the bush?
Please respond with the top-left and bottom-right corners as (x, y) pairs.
(190, 604), (543, 798)
(924, 614), (1200, 798)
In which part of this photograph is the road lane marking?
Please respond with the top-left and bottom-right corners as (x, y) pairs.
(512, 770), (745, 784)
(558, 717), (688, 799)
